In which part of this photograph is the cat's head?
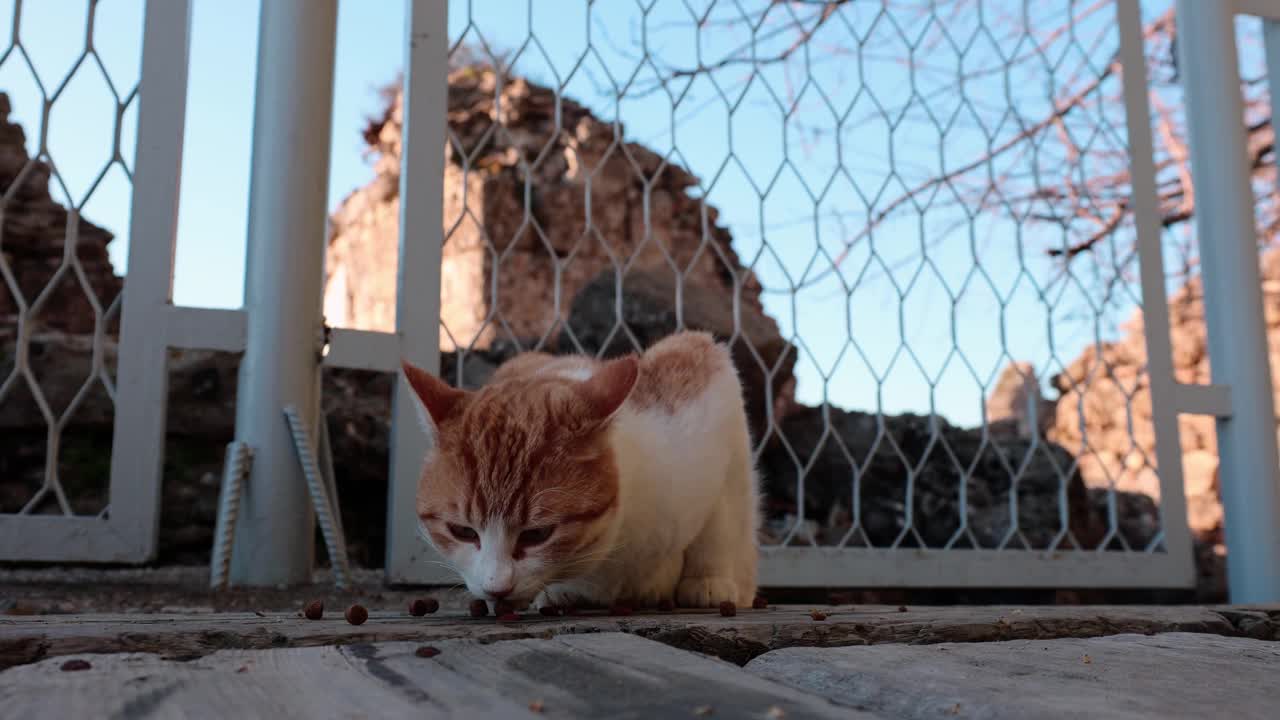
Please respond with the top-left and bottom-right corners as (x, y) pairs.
(401, 356), (639, 606)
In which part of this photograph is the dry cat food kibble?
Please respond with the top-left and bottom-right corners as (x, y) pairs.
(60, 659), (91, 672)
(718, 601), (736, 617)
(408, 597), (439, 616)
(414, 646), (441, 658)
(303, 600), (324, 620)
(469, 599), (489, 618)
(809, 609), (827, 621)
(345, 604), (368, 626)
(752, 596), (768, 610)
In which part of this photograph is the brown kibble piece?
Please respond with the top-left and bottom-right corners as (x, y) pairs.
(752, 596), (768, 610)
(345, 604), (368, 625)
(415, 646), (441, 658)
(60, 659), (91, 672)
(539, 605), (560, 617)
(1082, 654), (1092, 664)
(497, 612), (520, 622)
(718, 601), (736, 617)
(407, 597), (439, 616)
(529, 699), (545, 713)
(304, 600), (324, 620)
(469, 599), (489, 617)
(657, 598), (675, 612)
(809, 609), (827, 621)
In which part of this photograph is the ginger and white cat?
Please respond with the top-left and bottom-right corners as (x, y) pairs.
(401, 331), (759, 609)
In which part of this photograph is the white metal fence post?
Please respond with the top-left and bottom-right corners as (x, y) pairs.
(1176, 0), (1280, 602)
(386, 0), (452, 583)
(1115, 0), (1193, 582)
(229, 0), (340, 585)
(95, 0), (191, 561)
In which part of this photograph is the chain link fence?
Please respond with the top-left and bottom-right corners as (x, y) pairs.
(1, 0), (1215, 588)
(0, 0), (140, 522)
(388, 0), (1195, 586)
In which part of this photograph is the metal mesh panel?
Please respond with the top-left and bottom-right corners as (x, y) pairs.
(0, 0), (140, 520)
(438, 0), (1183, 576)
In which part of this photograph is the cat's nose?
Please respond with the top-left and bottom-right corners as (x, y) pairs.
(484, 586), (514, 600)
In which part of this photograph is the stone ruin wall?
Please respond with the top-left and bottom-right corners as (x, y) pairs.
(985, 256), (1280, 566)
(323, 68), (775, 355)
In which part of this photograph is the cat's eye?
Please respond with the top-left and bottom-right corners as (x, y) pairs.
(448, 524), (478, 543)
(517, 526), (555, 548)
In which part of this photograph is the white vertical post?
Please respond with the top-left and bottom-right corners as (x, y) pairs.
(1114, 0), (1193, 579)
(230, 0), (339, 585)
(386, 0), (452, 583)
(1176, 0), (1280, 602)
(107, 0), (192, 560)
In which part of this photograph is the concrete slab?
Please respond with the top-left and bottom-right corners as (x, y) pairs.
(0, 633), (860, 719)
(746, 632), (1280, 719)
(3, 603), (1256, 671)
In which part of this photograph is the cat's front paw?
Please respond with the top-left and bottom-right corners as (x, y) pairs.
(532, 589), (574, 612)
(675, 576), (740, 608)
(534, 585), (599, 612)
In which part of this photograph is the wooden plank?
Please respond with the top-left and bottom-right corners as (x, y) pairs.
(746, 632), (1280, 719)
(1, 604), (1255, 672)
(0, 645), (426, 719)
(347, 633), (867, 719)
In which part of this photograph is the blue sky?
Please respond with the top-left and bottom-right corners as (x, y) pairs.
(5, 0), (1232, 428)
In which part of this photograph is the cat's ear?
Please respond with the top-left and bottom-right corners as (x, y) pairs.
(578, 355), (639, 424)
(401, 359), (467, 430)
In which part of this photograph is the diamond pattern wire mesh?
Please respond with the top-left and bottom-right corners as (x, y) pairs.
(0, 0), (139, 520)
(440, 0), (1175, 559)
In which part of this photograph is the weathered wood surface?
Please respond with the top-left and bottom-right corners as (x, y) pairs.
(3, 603), (1268, 671)
(0, 633), (860, 719)
(746, 632), (1280, 719)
